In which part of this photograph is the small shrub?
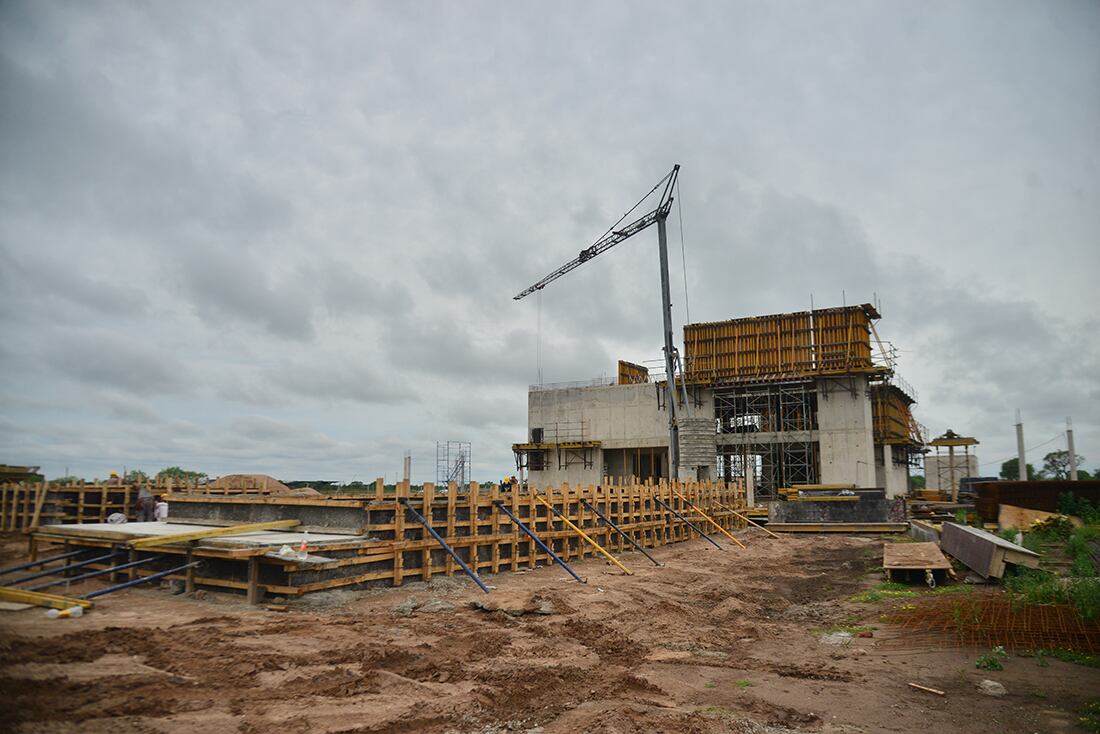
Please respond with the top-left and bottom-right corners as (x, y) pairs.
(1080, 699), (1100, 733)
(975, 646), (1008, 671)
(735, 679), (753, 688)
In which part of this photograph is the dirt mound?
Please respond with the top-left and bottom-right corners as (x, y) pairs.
(210, 474), (296, 494)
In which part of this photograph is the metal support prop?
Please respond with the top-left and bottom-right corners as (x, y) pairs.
(494, 501), (585, 582)
(579, 498), (660, 566)
(399, 498), (490, 593)
(0, 548), (91, 576)
(533, 493), (633, 575)
(81, 560), (202, 600)
(653, 496), (724, 550)
(27, 555), (162, 592)
(672, 490), (746, 548)
(5, 550), (123, 586)
(712, 499), (782, 539)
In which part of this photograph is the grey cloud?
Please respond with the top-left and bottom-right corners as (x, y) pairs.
(41, 331), (188, 397)
(1, 1), (1097, 482)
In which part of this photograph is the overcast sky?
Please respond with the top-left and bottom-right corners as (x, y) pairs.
(1, 1), (1097, 484)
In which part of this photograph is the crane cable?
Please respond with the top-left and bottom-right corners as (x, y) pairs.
(676, 177), (690, 327)
(593, 168), (676, 249)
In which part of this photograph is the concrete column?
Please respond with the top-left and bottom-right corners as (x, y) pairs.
(1067, 417), (1078, 481)
(1016, 411), (1027, 481)
(882, 443), (896, 497)
(744, 467), (755, 508)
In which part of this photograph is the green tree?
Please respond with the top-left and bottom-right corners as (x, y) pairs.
(909, 474), (926, 490)
(155, 466), (208, 484)
(1041, 450), (1087, 481)
(125, 470), (148, 482)
(1000, 458), (1039, 481)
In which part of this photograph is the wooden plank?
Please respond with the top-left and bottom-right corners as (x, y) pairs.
(128, 520), (301, 548)
(768, 522), (909, 533)
(421, 482), (434, 582)
(445, 481), (457, 575)
(29, 482), (48, 531)
(883, 542), (951, 570)
(247, 556), (262, 604)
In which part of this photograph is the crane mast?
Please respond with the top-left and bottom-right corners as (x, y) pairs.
(514, 165), (689, 479)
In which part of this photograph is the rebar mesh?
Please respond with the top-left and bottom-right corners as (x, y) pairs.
(880, 591), (1100, 653)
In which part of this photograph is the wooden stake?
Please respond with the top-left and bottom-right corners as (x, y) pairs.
(907, 683), (945, 696)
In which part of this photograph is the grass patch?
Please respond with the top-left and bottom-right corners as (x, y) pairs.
(703, 681), (716, 689)
(698, 706), (736, 717)
(875, 581), (911, 591)
(849, 589), (918, 603)
(735, 679), (753, 688)
(1004, 568), (1100, 621)
(1080, 699), (1100, 733)
(1019, 648), (1100, 669)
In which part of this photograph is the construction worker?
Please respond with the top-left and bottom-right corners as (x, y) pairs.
(135, 484), (156, 522)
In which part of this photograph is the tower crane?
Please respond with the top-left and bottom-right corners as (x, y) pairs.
(514, 165), (690, 479)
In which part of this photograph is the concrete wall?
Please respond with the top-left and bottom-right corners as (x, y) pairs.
(816, 376), (876, 488)
(875, 443), (912, 498)
(526, 383), (715, 487)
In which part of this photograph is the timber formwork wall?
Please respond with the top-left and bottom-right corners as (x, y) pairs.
(0, 480), (276, 532)
(33, 479), (746, 599)
(684, 304), (880, 385)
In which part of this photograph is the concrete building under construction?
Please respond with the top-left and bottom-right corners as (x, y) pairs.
(513, 304), (924, 500)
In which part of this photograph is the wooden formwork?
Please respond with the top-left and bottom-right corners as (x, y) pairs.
(30, 479), (746, 602)
(0, 479), (278, 532)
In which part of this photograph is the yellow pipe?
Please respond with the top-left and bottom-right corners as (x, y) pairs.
(672, 490), (746, 548)
(712, 499), (783, 540)
(0, 587), (94, 610)
(533, 493), (632, 575)
(129, 519), (301, 548)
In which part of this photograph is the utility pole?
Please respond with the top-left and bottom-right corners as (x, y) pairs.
(1015, 410), (1027, 481)
(1067, 417), (1078, 481)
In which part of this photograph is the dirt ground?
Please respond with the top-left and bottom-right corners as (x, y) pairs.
(1, 530), (1097, 734)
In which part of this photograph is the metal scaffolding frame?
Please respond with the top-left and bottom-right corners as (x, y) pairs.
(714, 381), (819, 499)
(436, 441), (472, 489)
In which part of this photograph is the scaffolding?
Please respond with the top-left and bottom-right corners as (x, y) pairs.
(436, 441), (471, 489)
(714, 381), (819, 498)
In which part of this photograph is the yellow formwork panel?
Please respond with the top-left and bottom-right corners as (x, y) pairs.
(684, 304), (878, 385)
(617, 360), (650, 385)
(871, 385), (922, 445)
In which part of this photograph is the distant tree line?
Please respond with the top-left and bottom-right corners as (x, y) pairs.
(1000, 451), (1094, 481)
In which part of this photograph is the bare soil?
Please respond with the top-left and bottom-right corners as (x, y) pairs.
(0, 531), (1096, 733)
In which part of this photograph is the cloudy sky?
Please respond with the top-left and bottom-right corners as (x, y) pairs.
(1, 1), (1097, 484)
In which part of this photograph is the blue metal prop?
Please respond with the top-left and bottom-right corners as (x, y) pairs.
(494, 500), (585, 583)
(0, 549), (92, 576)
(81, 560), (201, 600)
(399, 498), (491, 593)
(580, 497), (661, 566)
(27, 555), (162, 592)
(653, 496), (724, 550)
(6, 550), (123, 586)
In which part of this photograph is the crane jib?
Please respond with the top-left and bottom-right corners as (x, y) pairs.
(511, 173), (677, 302)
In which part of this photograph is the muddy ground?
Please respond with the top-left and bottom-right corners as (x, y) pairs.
(1, 531), (1097, 733)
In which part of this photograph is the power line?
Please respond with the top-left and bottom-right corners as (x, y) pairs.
(977, 432), (1063, 468)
